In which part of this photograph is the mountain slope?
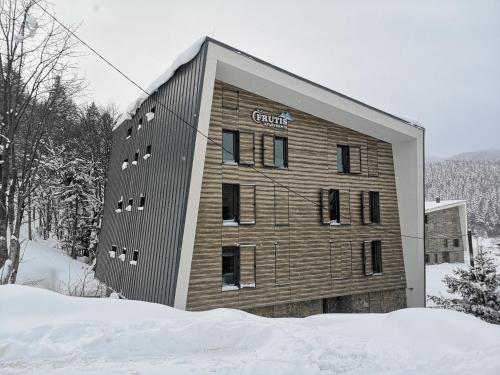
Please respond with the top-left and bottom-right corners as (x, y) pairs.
(426, 153), (500, 236)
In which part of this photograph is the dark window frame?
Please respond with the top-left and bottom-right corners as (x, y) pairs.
(369, 191), (381, 224)
(328, 189), (340, 223)
(453, 238), (460, 247)
(222, 246), (240, 287)
(372, 240), (383, 274)
(222, 129), (239, 164)
(336, 144), (350, 173)
(139, 195), (145, 209)
(222, 183), (240, 225)
(274, 136), (288, 169)
(132, 250), (139, 262)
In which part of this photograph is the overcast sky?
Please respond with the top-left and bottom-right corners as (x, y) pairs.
(51, 0), (500, 157)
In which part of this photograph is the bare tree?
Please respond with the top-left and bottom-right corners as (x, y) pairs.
(0, 0), (79, 283)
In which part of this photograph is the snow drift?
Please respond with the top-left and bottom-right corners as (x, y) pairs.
(1, 285), (500, 375)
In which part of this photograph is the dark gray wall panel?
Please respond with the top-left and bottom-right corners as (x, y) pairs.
(96, 43), (208, 306)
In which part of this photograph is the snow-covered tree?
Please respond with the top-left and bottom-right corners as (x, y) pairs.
(429, 251), (500, 324)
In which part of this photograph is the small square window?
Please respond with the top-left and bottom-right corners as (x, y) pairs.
(222, 184), (239, 225)
(116, 197), (123, 212)
(138, 195), (145, 210)
(337, 145), (350, 173)
(109, 245), (117, 258)
(119, 247), (127, 261)
(144, 145), (152, 160)
(453, 238), (460, 247)
(222, 130), (239, 163)
(222, 246), (240, 287)
(130, 250), (139, 265)
(274, 137), (288, 168)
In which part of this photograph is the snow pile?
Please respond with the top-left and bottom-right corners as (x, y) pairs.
(1, 286), (500, 375)
(15, 232), (105, 297)
(114, 36), (206, 131)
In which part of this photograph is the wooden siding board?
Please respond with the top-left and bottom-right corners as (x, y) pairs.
(186, 80), (406, 311)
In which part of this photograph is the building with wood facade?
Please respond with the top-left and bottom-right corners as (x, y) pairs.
(425, 199), (468, 265)
(95, 38), (425, 316)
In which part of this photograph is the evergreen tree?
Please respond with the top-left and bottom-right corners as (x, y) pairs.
(429, 251), (500, 324)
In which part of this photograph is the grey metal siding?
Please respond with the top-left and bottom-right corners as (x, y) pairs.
(96, 43), (208, 305)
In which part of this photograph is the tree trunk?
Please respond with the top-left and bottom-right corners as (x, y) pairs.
(8, 208), (24, 284)
(71, 197), (78, 259)
(28, 193), (32, 241)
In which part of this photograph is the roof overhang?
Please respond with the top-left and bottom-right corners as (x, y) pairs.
(425, 200), (467, 214)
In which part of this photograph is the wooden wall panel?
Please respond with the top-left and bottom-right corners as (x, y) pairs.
(185, 80), (406, 312)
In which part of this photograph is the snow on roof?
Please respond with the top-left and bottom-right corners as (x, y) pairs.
(425, 200), (466, 213)
(113, 36), (206, 130)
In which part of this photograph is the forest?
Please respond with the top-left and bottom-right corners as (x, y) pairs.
(0, 0), (115, 283)
(426, 157), (500, 236)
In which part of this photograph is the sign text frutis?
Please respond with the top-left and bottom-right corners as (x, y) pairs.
(251, 109), (294, 129)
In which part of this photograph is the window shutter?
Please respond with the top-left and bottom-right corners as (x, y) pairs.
(262, 134), (274, 167)
(239, 245), (256, 288)
(368, 140), (379, 177)
(363, 241), (373, 276)
(361, 191), (371, 224)
(350, 145), (361, 174)
(275, 238), (290, 285)
(239, 132), (255, 165)
(274, 186), (289, 225)
(339, 189), (351, 225)
(330, 242), (342, 280)
(239, 184), (256, 224)
(341, 241), (353, 279)
(321, 189), (330, 224)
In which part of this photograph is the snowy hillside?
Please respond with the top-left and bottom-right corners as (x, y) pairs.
(426, 155), (500, 236)
(1, 285), (500, 375)
(14, 228), (104, 296)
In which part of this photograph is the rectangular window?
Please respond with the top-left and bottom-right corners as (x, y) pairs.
(222, 184), (239, 225)
(222, 130), (239, 163)
(425, 215), (428, 224)
(337, 145), (350, 173)
(328, 189), (340, 223)
(372, 240), (382, 274)
(132, 250), (139, 261)
(369, 192), (380, 224)
(222, 246), (240, 287)
(454, 238), (460, 247)
(444, 239), (448, 247)
(425, 254), (430, 264)
(274, 137), (288, 168)
(122, 158), (129, 170)
(139, 195), (145, 210)
(126, 127), (132, 139)
(138, 117), (143, 130)
(133, 151), (139, 164)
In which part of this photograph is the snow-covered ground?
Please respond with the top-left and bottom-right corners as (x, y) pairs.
(14, 227), (104, 296)
(3, 232), (499, 374)
(426, 236), (500, 306)
(1, 285), (500, 375)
